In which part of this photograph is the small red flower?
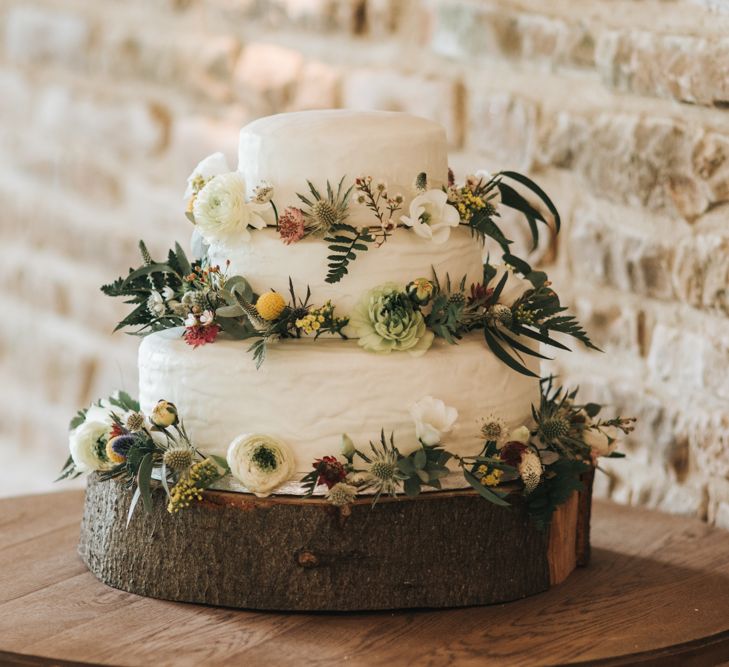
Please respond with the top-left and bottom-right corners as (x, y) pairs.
(109, 422), (126, 439)
(278, 207), (306, 245)
(500, 441), (528, 467)
(469, 283), (493, 306)
(313, 455), (347, 489)
(183, 323), (221, 348)
(447, 167), (455, 187)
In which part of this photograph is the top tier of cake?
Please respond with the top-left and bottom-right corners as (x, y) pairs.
(237, 109), (448, 220)
(206, 110), (484, 313)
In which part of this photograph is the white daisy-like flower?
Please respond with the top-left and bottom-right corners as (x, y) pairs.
(161, 286), (175, 301)
(479, 413), (509, 447)
(400, 189), (460, 244)
(252, 181), (274, 203)
(199, 310), (214, 326)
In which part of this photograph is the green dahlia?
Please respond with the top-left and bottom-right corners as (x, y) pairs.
(349, 283), (434, 356)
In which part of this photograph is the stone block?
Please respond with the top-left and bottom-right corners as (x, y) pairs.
(595, 29), (729, 106)
(567, 198), (675, 300)
(466, 90), (538, 170)
(430, 2), (595, 68)
(4, 6), (93, 69)
(100, 27), (240, 101)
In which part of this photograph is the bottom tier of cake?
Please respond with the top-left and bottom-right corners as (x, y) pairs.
(138, 330), (541, 473)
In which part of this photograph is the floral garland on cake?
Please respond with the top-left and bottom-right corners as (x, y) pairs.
(59, 378), (633, 529)
(102, 242), (595, 375)
(184, 152), (558, 285)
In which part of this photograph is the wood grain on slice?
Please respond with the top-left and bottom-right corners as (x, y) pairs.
(77, 474), (587, 611)
(547, 490), (579, 585)
(2, 492), (729, 666)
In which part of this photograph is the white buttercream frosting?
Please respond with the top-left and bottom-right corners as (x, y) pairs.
(237, 110), (448, 226)
(138, 330), (540, 475)
(207, 226), (484, 315)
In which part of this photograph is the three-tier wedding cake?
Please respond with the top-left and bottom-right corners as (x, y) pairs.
(63, 109), (633, 611)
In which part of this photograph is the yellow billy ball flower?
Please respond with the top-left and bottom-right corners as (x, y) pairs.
(255, 291), (286, 321)
(151, 399), (179, 428)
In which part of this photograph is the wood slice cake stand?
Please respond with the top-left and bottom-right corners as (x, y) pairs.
(79, 471), (594, 611)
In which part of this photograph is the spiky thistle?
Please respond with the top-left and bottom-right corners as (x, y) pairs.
(296, 177), (353, 236)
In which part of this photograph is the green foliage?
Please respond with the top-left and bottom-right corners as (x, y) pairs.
(101, 240), (191, 335)
(462, 468), (511, 506)
(526, 458), (590, 530)
(324, 223), (374, 284)
(68, 407), (88, 431)
(55, 454), (81, 482)
(109, 391), (140, 414)
(396, 444), (452, 496)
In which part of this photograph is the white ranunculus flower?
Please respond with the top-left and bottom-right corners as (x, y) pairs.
(409, 396), (459, 448)
(584, 427), (619, 457)
(400, 189), (460, 244)
(69, 421), (111, 473)
(192, 172), (267, 243)
(84, 399), (120, 426)
(490, 264), (532, 306)
(226, 433), (295, 497)
(184, 152), (230, 199)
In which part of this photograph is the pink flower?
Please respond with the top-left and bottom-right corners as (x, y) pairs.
(183, 323), (220, 348)
(278, 207), (306, 245)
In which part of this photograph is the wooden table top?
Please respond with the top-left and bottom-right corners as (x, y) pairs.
(2, 491), (729, 667)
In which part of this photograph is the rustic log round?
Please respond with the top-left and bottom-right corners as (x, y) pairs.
(78, 472), (594, 611)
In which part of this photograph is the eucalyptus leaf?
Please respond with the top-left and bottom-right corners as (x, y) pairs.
(137, 453), (154, 513)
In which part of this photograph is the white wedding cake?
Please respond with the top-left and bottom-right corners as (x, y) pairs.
(64, 105), (630, 567)
(138, 111), (540, 478)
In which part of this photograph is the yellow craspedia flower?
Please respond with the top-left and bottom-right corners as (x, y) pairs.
(255, 291), (286, 321)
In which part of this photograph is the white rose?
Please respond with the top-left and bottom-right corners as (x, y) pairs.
(69, 421), (111, 473)
(400, 189), (460, 244)
(490, 264), (532, 306)
(192, 172), (267, 244)
(184, 152), (230, 199)
(409, 396), (459, 448)
(584, 427), (619, 457)
(226, 433), (295, 497)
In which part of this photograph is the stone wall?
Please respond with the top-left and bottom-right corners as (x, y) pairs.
(2, 0), (729, 524)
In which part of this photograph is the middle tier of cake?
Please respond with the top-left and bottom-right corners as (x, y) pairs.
(139, 329), (540, 475)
